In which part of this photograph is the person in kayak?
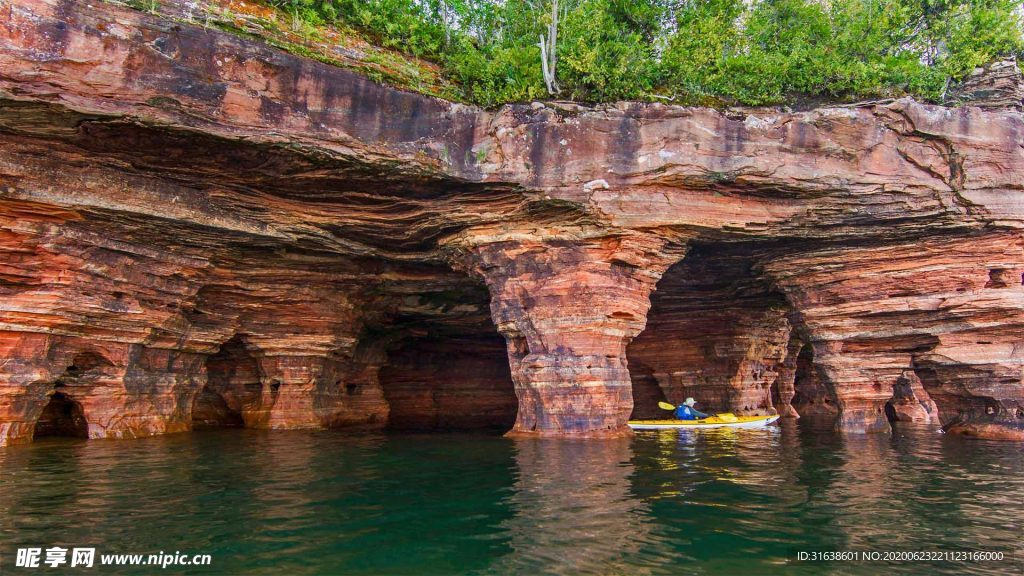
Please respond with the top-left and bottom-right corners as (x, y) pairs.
(674, 397), (710, 420)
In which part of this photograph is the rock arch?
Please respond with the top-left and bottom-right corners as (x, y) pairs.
(627, 241), (801, 420)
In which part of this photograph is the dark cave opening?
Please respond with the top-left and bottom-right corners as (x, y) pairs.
(627, 242), (796, 419)
(884, 401), (899, 424)
(379, 331), (517, 431)
(34, 392), (89, 439)
(191, 387), (245, 429)
(629, 362), (669, 420)
(65, 351), (111, 377)
(192, 335), (260, 428)
(364, 277), (518, 432)
(789, 343), (839, 425)
(911, 362), (1005, 429)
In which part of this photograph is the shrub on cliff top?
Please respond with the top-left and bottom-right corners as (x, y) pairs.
(266, 0), (1024, 107)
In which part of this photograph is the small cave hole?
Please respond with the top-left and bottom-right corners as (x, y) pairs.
(191, 386), (244, 429)
(884, 401), (898, 423)
(195, 335), (261, 428)
(65, 351), (110, 376)
(345, 383), (359, 395)
(34, 392), (88, 439)
(985, 268), (1011, 289)
(1016, 408), (1024, 419)
(270, 380), (281, 392)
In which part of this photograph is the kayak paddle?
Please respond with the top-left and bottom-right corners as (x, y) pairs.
(657, 400), (738, 422)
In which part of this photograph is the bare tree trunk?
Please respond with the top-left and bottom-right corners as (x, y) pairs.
(539, 34), (554, 94)
(549, 0), (559, 90)
(441, 0), (450, 47)
(538, 0), (561, 95)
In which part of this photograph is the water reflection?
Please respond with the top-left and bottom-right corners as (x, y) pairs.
(488, 438), (659, 575)
(812, 421), (1024, 571)
(625, 421), (1023, 575)
(0, 424), (1021, 575)
(0, 438), (91, 548)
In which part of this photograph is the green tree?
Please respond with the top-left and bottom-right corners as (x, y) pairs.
(258, 0), (1024, 106)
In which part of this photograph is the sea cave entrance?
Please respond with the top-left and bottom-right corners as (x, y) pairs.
(34, 392), (89, 439)
(380, 331), (516, 431)
(627, 241), (836, 424)
(787, 341), (839, 426)
(374, 282), (517, 432)
(32, 350), (114, 439)
(192, 335), (259, 429)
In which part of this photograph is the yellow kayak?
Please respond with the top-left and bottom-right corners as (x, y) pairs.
(629, 413), (779, 430)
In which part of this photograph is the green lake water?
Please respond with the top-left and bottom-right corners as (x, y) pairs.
(1, 421), (1021, 575)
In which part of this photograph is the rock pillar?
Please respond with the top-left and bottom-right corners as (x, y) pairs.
(461, 233), (684, 436)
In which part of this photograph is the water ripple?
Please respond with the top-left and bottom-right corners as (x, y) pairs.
(1, 423), (1022, 575)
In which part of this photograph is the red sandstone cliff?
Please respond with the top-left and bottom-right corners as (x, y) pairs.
(1, 0), (1022, 443)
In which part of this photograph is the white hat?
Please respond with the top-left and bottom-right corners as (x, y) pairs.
(684, 397), (697, 406)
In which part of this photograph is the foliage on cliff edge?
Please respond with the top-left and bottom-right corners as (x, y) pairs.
(194, 0), (1024, 106)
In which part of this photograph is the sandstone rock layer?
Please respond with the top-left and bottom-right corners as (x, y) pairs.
(1, 0), (1022, 442)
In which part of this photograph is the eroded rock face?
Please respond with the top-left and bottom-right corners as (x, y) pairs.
(950, 59), (1024, 111)
(763, 232), (1024, 435)
(1, 0), (1023, 441)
